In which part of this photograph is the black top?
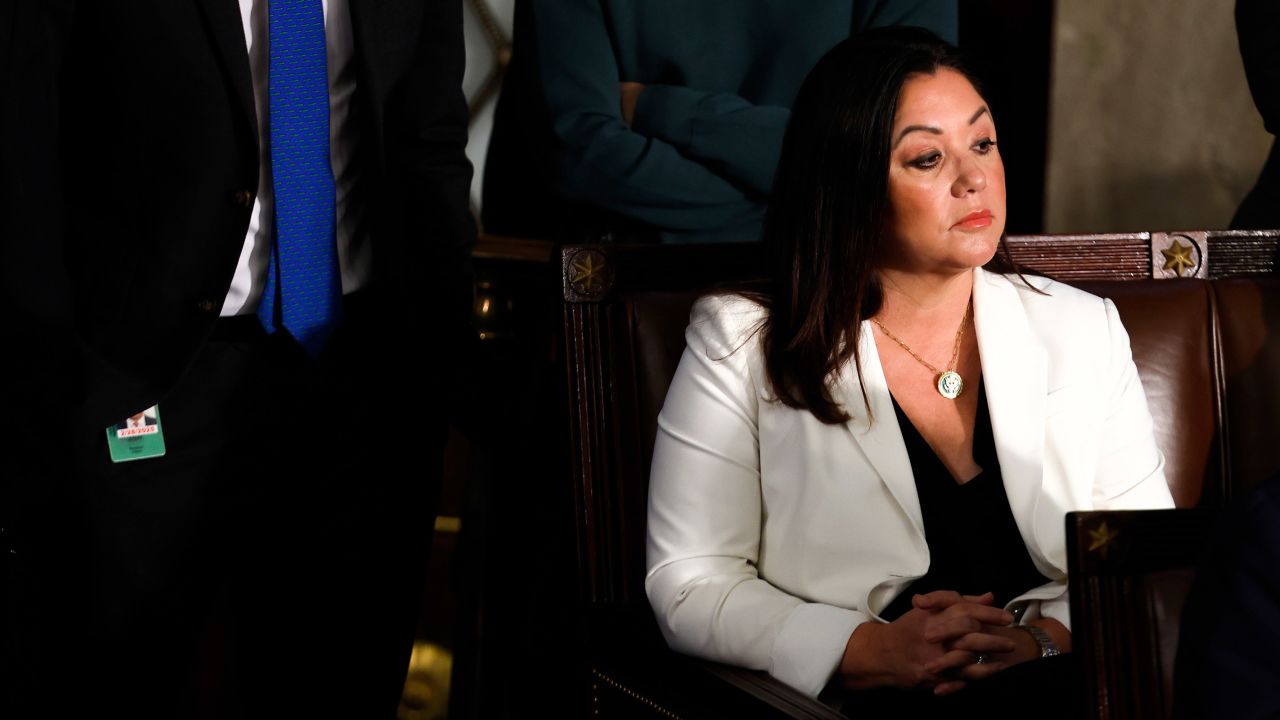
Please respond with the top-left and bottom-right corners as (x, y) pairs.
(880, 381), (1050, 621)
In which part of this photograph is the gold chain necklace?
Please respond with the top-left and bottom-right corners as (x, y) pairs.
(871, 301), (971, 400)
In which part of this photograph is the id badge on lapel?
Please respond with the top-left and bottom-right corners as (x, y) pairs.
(105, 405), (167, 462)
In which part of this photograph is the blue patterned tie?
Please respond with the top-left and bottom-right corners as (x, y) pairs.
(258, 0), (342, 357)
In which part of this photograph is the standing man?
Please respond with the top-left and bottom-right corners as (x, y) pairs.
(0, 1), (474, 718)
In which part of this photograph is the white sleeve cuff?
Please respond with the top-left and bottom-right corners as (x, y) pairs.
(767, 603), (866, 697)
(1016, 594), (1072, 633)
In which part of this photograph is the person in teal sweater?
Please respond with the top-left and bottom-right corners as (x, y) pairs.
(483, 0), (957, 244)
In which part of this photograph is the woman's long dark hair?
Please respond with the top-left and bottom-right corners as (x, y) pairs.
(749, 27), (1017, 424)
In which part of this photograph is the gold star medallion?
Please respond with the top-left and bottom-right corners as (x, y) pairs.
(1161, 240), (1196, 277)
(569, 249), (610, 297)
(1087, 520), (1120, 558)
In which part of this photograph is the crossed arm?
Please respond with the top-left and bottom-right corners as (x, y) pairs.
(534, 0), (958, 233)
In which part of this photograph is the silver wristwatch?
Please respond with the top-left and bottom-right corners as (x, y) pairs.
(1018, 624), (1061, 658)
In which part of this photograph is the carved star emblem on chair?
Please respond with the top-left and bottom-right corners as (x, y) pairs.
(1161, 239), (1196, 277)
(570, 249), (610, 297)
(1087, 520), (1120, 558)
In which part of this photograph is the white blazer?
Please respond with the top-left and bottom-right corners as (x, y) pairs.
(645, 268), (1174, 697)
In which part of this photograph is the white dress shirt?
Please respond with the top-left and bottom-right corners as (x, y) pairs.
(224, 0), (370, 317)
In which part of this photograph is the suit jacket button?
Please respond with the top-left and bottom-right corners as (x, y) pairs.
(232, 190), (253, 208)
(196, 299), (215, 312)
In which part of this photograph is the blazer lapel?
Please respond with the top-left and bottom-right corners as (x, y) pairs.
(835, 322), (925, 540)
(194, 0), (259, 142)
(973, 268), (1051, 569)
(831, 270), (1056, 565)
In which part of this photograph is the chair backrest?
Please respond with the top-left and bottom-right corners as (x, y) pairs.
(562, 243), (764, 609)
(1214, 276), (1280, 494)
(1066, 509), (1217, 720)
(1002, 229), (1278, 281)
(1071, 280), (1224, 507)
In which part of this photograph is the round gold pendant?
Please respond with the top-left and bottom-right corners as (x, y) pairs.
(936, 371), (964, 400)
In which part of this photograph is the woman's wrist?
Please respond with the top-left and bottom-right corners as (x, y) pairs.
(1027, 617), (1072, 653)
(988, 625), (1042, 666)
(839, 621), (896, 690)
(987, 618), (1071, 666)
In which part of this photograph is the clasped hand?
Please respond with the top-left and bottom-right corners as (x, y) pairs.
(840, 590), (1031, 696)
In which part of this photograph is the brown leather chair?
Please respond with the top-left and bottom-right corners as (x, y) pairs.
(1215, 276), (1280, 492)
(1056, 274), (1280, 720)
(560, 231), (1280, 717)
(1009, 235), (1280, 719)
(1071, 280), (1224, 508)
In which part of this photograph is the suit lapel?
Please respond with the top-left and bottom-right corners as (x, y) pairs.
(346, 0), (387, 161)
(835, 322), (924, 539)
(194, 0), (258, 142)
(972, 269), (1050, 565)
(347, 0), (376, 89)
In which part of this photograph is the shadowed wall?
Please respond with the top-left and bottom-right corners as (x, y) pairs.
(1046, 0), (1273, 233)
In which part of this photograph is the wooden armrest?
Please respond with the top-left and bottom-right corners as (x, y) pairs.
(590, 649), (846, 719)
(696, 661), (847, 719)
(586, 611), (846, 718)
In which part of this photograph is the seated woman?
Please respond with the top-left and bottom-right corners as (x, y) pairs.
(644, 27), (1174, 713)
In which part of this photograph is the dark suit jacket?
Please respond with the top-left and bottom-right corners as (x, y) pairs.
(1173, 475), (1280, 719)
(1233, 0), (1280, 229)
(0, 0), (475, 431)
